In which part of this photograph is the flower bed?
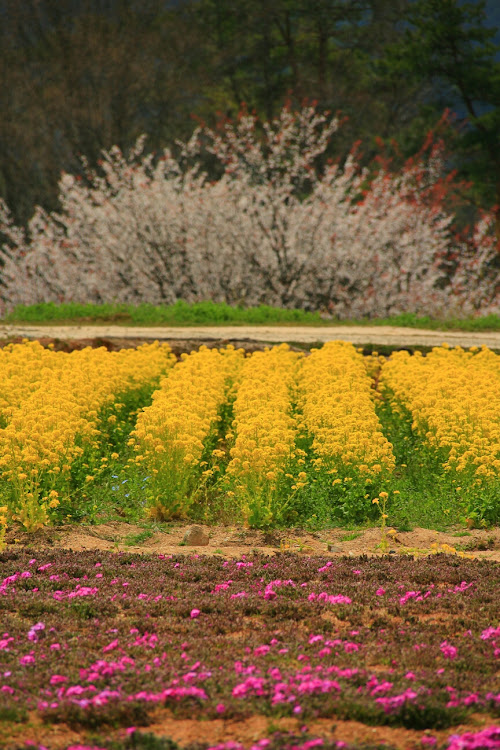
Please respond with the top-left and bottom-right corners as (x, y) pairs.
(0, 550), (499, 749)
(1, 340), (500, 537)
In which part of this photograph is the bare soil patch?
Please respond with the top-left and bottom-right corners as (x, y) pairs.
(7, 520), (500, 561)
(4, 709), (496, 750)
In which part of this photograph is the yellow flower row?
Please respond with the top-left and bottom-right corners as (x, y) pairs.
(132, 345), (244, 483)
(0, 341), (175, 478)
(298, 341), (395, 474)
(0, 340), (62, 417)
(227, 344), (302, 484)
(381, 346), (500, 479)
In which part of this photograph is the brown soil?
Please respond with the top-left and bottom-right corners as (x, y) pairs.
(3, 709), (497, 750)
(7, 520), (500, 561)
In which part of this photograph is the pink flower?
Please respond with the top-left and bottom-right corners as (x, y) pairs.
(27, 621), (45, 642)
(190, 609), (200, 619)
(254, 645), (270, 656)
(19, 653), (36, 666)
(481, 626), (500, 641)
(50, 675), (68, 685)
(103, 639), (120, 653)
(447, 727), (500, 750)
(376, 588), (386, 596)
(318, 562), (333, 573)
(343, 642), (360, 653)
(440, 641), (458, 660)
(309, 634), (324, 644)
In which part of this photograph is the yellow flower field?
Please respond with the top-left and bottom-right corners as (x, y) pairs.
(381, 346), (500, 479)
(0, 340), (498, 536)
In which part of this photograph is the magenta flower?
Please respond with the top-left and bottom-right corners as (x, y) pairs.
(49, 675), (68, 685)
(440, 641), (458, 660)
(447, 726), (500, 750)
(27, 622), (45, 642)
(19, 653), (36, 666)
(102, 639), (120, 653)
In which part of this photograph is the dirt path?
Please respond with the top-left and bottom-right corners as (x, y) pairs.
(9, 521), (500, 561)
(1, 323), (500, 350)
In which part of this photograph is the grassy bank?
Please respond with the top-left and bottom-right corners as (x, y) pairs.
(3, 301), (500, 331)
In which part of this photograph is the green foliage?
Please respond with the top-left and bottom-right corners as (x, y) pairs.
(384, 0), (500, 214)
(3, 300), (323, 325)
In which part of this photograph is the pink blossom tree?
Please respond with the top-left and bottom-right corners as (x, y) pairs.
(0, 104), (498, 317)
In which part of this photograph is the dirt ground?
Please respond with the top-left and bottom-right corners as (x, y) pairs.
(7, 520), (500, 561)
(4, 709), (496, 750)
(1, 322), (500, 351)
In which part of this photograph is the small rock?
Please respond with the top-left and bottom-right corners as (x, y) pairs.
(183, 526), (209, 546)
(327, 543), (341, 553)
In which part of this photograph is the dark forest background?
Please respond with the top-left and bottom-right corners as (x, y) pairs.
(1, 0), (499, 228)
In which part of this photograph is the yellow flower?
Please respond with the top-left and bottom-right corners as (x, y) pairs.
(381, 345), (500, 481)
(297, 342), (395, 475)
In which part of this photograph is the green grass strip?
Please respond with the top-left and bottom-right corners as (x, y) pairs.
(2, 301), (322, 325)
(3, 301), (500, 331)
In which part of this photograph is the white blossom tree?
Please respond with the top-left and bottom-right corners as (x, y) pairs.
(0, 104), (498, 317)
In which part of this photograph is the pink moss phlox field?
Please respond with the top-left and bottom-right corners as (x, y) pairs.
(0, 550), (499, 750)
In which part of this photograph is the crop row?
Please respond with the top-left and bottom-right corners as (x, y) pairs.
(0, 341), (499, 534)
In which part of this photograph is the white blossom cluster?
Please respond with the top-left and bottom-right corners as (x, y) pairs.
(0, 105), (498, 317)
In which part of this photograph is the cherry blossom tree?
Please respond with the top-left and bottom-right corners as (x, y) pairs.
(0, 104), (498, 317)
